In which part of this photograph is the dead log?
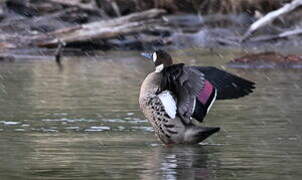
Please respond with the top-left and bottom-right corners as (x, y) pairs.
(242, 0), (302, 42)
(34, 9), (166, 47)
(249, 28), (302, 42)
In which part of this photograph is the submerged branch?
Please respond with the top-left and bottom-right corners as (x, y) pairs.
(54, 40), (65, 70)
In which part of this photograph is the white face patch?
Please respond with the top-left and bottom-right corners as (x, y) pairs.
(158, 90), (176, 119)
(152, 52), (157, 62)
(155, 64), (164, 73)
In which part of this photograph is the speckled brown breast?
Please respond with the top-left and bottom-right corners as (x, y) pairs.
(140, 94), (179, 144)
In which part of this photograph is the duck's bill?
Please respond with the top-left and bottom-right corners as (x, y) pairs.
(141, 52), (153, 60)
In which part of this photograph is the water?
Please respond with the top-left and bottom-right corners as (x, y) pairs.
(0, 49), (301, 179)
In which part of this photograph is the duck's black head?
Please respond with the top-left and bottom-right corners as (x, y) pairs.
(141, 50), (173, 71)
(152, 50), (173, 67)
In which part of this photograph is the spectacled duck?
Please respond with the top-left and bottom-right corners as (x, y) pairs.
(139, 50), (255, 145)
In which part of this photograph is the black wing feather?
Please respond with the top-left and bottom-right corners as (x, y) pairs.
(160, 64), (205, 123)
(192, 66), (255, 99)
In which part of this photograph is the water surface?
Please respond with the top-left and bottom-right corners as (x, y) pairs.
(0, 49), (301, 179)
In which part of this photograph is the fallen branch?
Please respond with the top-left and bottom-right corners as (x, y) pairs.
(249, 28), (302, 42)
(241, 0), (302, 42)
(34, 9), (166, 47)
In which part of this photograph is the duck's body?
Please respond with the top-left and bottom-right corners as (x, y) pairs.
(139, 72), (219, 144)
(139, 50), (255, 145)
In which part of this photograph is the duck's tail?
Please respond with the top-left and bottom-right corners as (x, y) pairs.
(185, 126), (220, 144)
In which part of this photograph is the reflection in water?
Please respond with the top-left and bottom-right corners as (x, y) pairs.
(141, 145), (220, 180)
(0, 50), (302, 179)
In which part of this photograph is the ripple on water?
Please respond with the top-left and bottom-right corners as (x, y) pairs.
(199, 142), (226, 146)
(102, 119), (126, 123)
(117, 126), (125, 130)
(42, 118), (96, 123)
(0, 121), (20, 125)
(126, 112), (134, 116)
(128, 118), (148, 124)
(103, 118), (148, 124)
(53, 113), (68, 116)
(64, 126), (80, 130)
(85, 126), (111, 132)
(132, 126), (154, 132)
(31, 127), (58, 133)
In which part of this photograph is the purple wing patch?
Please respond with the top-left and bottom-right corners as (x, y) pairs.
(192, 80), (217, 122)
(198, 80), (214, 105)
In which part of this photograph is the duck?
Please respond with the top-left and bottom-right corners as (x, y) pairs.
(139, 50), (255, 145)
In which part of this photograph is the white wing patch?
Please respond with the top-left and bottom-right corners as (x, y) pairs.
(158, 90), (177, 119)
(207, 89), (217, 113)
(191, 98), (196, 114)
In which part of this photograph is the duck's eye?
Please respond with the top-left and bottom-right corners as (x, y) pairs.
(153, 52), (157, 62)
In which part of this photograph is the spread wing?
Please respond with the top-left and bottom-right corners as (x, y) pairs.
(191, 66), (255, 99)
(160, 64), (205, 123)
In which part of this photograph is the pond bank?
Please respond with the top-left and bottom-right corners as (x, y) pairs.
(1, 0), (302, 63)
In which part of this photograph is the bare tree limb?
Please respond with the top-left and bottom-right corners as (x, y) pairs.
(34, 9), (166, 47)
(249, 28), (302, 42)
(241, 0), (302, 42)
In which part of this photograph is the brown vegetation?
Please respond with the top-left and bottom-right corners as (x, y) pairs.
(29, 0), (292, 15)
(229, 52), (302, 68)
(59, 0), (292, 14)
(0, 0), (302, 56)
